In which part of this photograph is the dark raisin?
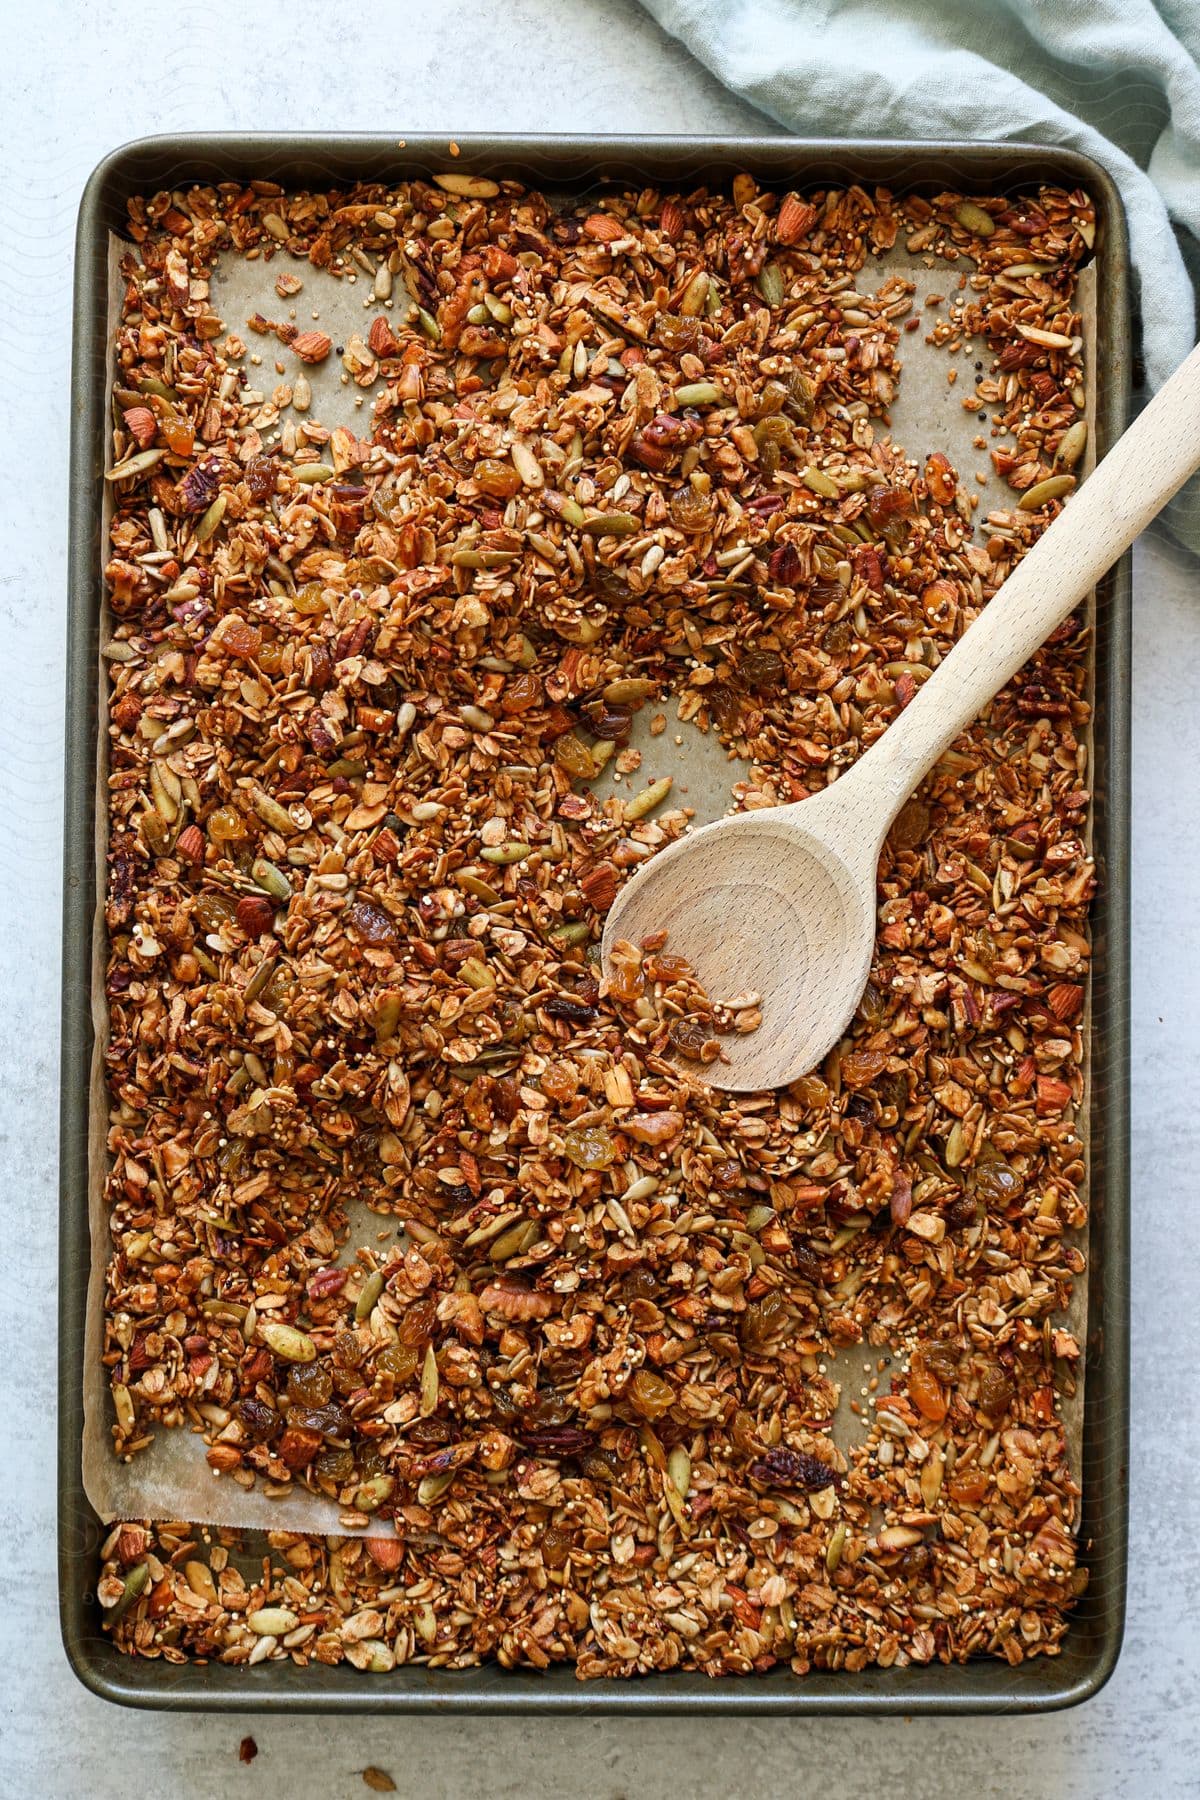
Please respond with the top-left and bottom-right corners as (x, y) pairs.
(541, 1525), (573, 1568)
(246, 454), (277, 501)
(922, 1340), (962, 1383)
(237, 1397), (281, 1442)
(740, 649), (785, 692)
(866, 484), (915, 530)
(408, 1417), (452, 1446)
(748, 1446), (839, 1490)
(522, 1392), (573, 1428)
(706, 682), (743, 730)
(792, 1242), (824, 1286)
(493, 1077), (521, 1122)
(896, 1543), (934, 1579)
(520, 1425), (594, 1455)
(670, 1017), (719, 1063)
(398, 1297), (437, 1348)
(978, 1361), (1015, 1419)
(944, 1192), (978, 1231)
(285, 1402), (351, 1439)
(740, 1289), (796, 1353)
(586, 705), (633, 742)
(544, 996), (597, 1026)
(620, 1266), (658, 1300)
(971, 1159), (1024, 1207)
(580, 1447), (621, 1484)
(345, 899), (398, 946)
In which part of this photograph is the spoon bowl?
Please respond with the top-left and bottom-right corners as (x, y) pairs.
(601, 340), (1200, 1090)
(601, 806), (877, 1090)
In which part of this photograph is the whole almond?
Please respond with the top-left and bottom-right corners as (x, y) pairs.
(237, 895), (275, 936)
(584, 212), (625, 243)
(292, 330), (332, 364)
(176, 824), (204, 865)
(368, 315), (400, 358)
(1036, 1075), (1072, 1116)
(1047, 982), (1083, 1022)
(366, 1537), (405, 1572)
(659, 198), (687, 241)
(122, 405), (158, 449)
(776, 195), (818, 246)
(580, 860), (618, 912)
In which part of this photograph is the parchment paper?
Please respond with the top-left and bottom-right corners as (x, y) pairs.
(84, 222), (1096, 1534)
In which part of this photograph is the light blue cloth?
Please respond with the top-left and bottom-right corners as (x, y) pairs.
(639, 0), (1200, 547)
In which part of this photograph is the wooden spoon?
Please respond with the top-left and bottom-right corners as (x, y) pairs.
(603, 340), (1200, 1091)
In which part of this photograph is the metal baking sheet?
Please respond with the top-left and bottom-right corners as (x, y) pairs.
(60, 134), (1130, 1713)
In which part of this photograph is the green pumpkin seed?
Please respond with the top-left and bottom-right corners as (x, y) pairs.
(550, 921), (591, 948)
(450, 547), (517, 568)
(105, 1561), (149, 1624)
(420, 1344), (439, 1415)
(353, 1473), (396, 1512)
(489, 1219), (537, 1263)
(1018, 474), (1076, 511)
(679, 270), (709, 316)
(249, 786), (296, 833)
(580, 511), (639, 537)
(247, 1606), (298, 1635)
(954, 201), (995, 237)
(184, 1560), (219, 1603)
(801, 466), (840, 498)
(1055, 421), (1088, 469)
(480, 841), (531, 864)
(457, 872), (503, 904)
(623, 776), (673, 821)
(293, 462), (335, 485)
(257, 1319), (316, 1363)
(460, 957), (495, 991)
(194, 493), (227, 544)
(243, 956), (278, 1005)
(667, 1445), (692, 1500)
(826, 1522), (848, 1574)
(674, 382), (724, 408)
(417, 1470), (455, 1506)
(106, 448), (166, 482)
(602, 678), (657, 704)
(355, 1270), (384, 1321)
(755, 262), (785, 307)
(416, 307), (441, 342)
(251, 858), (292, 903)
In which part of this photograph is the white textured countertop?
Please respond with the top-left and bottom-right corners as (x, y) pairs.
(3, 3), (1197, 1794)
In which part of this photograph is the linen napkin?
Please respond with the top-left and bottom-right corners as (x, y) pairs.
(639, 0), (1200, 547)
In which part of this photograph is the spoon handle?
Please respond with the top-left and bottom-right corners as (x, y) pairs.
(834, 337), (1200, 836)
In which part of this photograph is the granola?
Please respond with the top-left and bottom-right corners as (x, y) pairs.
(97, 172), (1094, 1677)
